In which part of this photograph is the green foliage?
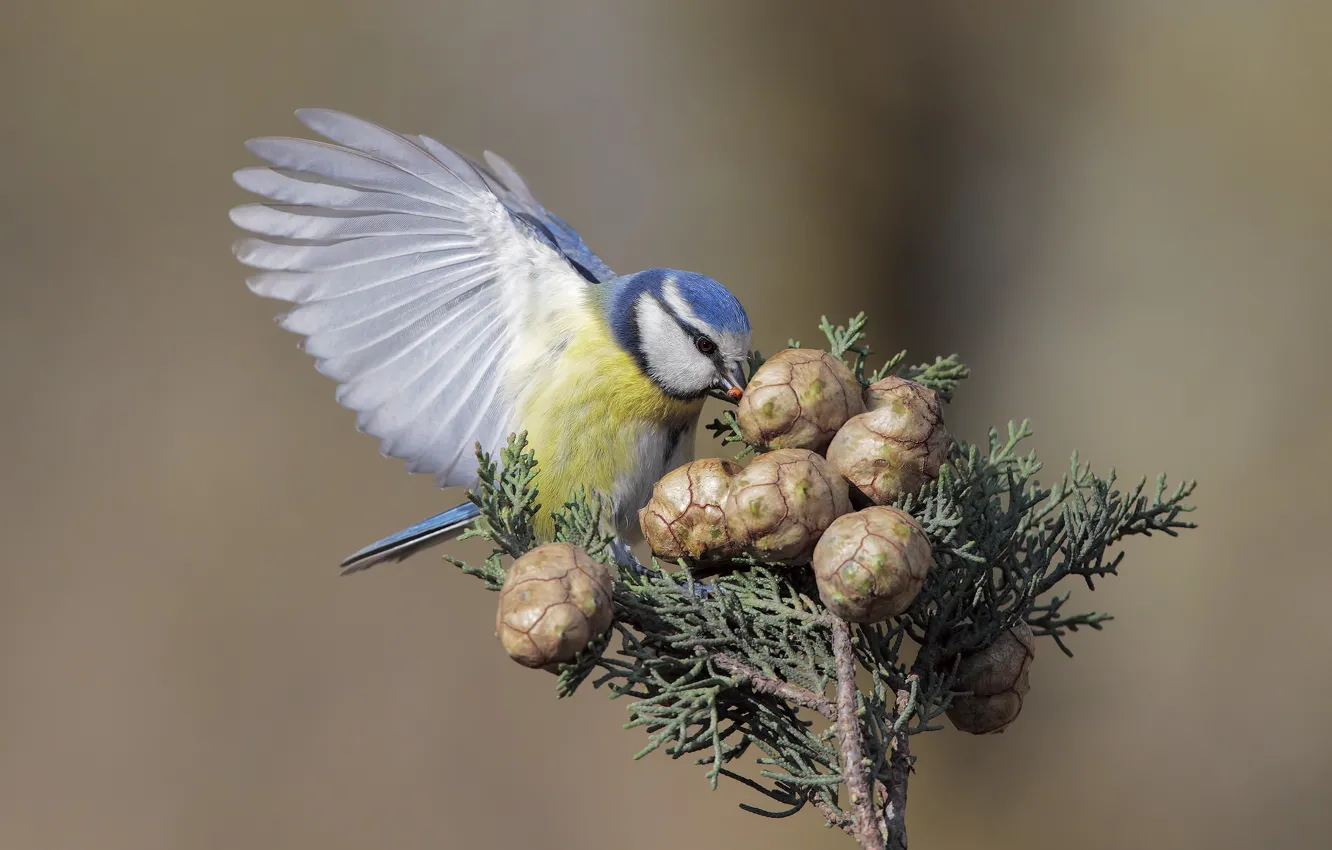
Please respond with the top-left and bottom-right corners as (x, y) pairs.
(703, 410), (754, 459)
(446, 432), (542, 590)
(551, 485), (616, 563)
(605, 564), (838, 792)
(815, 312), (969, 400)
(443, 312), (1196, 847)
(820, 312), (870, 361)
(899, 355), (970, 401)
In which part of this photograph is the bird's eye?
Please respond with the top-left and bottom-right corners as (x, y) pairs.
(695, 336), (717, 356)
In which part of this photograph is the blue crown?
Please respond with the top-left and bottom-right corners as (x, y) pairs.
(608, 268), (750, 338)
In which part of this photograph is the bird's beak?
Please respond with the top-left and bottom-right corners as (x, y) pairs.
(717, 362), (746, 401)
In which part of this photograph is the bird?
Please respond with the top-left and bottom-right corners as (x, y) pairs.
(230, 109), (751, 574)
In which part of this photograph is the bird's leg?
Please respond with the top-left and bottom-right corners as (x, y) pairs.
(608, 537), (716, 599)
(609, 537), (651, 577)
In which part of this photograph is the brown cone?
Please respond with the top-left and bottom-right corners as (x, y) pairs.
(723, 448), (851, 564)
(639, 458), (743, 562)
(946, 621), (1036, 734)
(736, 349), (865, 453)
(812, 506), (932, 622)
(827, 376), (949, 505)
(496, 543), (614, 672)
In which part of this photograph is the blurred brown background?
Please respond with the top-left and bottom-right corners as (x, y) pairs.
(3, 2), (1330, 848)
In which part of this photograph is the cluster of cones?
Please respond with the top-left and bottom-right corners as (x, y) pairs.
(493, 349), (1032, 734)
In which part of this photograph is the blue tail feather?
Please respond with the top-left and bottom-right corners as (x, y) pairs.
(340, 502), (481, 575)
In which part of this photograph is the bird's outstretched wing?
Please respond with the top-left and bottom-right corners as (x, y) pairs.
(231, 109), (605, 487)
(468, 149), (616, 284)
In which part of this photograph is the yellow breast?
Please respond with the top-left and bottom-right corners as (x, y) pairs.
(517, 316), (704, 538)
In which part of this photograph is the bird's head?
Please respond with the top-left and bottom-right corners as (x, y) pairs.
(608, 269), (751, 401)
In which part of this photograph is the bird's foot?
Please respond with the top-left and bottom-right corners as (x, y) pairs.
(608, 538), (715, 599)
(609, 538), (651, 576)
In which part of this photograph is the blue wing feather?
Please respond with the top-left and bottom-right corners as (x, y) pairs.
(340, 501), (481, 574)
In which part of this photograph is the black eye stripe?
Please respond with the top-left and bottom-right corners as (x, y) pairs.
(655, 297), (724, 364)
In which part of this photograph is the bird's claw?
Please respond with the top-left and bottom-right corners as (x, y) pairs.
(608, 537), (715, 599)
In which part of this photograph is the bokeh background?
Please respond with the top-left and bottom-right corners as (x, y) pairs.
(4, 2), (1330, 848)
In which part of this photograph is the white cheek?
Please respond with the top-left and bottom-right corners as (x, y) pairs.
(636, 298), (715, 395)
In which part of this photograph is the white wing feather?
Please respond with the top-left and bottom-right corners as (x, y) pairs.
(232, 109), (590, 487)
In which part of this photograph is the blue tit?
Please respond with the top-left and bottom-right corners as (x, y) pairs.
(231, 110), (751, 573)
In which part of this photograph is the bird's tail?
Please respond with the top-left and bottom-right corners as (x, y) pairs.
(339, 502), (481, 575)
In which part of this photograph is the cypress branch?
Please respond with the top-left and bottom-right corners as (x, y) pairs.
(441, 311), (1197, 848)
